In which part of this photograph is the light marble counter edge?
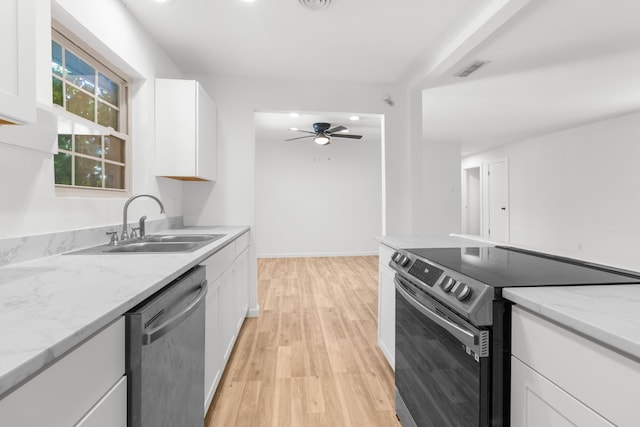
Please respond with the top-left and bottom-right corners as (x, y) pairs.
(503, 286), (640, 362)
(0, 225), (249, 399)
(375, 234), (496, 250)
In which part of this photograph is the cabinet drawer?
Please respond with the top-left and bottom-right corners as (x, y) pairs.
(235, 231), (249, 254)
(512, 306), (640, 426)
(75, 376), (127, 427)
(511, 356), (613, 427)
(379, 243), (395, 267)
(202, 242), (235, 283)
(0, 318), (125, 426)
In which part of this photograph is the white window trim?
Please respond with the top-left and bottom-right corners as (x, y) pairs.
(51, 25), (132, 198)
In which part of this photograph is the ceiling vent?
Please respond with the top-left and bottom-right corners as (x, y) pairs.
(455, 60), (490, 78)
(299, 0), (331, 11)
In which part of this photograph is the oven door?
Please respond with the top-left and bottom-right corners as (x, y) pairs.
(395, 275), (490, 427)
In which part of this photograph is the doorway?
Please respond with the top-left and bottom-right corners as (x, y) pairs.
(462, 166), (481, 235)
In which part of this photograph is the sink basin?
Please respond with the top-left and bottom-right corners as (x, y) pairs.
(65, 233), (225, 255)
(104, 242), (200, 253)
(143, 234), (223, 243)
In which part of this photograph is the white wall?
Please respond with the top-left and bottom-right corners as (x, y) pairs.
(182, 75), (410, 235)
(0, 0), (184, 239)
(463, 112), (640, 271)
(255, 132), (382, 257)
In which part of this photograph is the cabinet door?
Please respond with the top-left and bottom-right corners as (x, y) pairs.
(511, 356), (614, 427)
(195, 83), (216, 180)
(0, 0), (35, 124)
(378, 266), (396, 369)
(204, 280), (221, 413)
(219, 265), (237, 364)
(234, 248), (250, 332)
(75, 376), (127, 427)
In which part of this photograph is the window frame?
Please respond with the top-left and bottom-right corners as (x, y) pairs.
(51, 26), (132, 197)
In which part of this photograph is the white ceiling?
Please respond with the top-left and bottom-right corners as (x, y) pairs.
(119, 0), (489, 84)
(120, 0), (640, 155)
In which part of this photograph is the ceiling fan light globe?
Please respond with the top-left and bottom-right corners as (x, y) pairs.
(314, 135), (330, 145)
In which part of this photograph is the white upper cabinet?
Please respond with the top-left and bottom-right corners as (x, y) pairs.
(155, 79), (217, 181)
(0, 0), (36, 124)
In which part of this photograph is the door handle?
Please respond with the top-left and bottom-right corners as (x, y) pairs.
(142, 280), (207, 345)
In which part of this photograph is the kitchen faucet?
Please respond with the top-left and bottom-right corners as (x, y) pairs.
(121, 194), (165, 240)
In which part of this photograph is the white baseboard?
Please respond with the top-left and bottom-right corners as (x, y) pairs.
(247, 305), (260, 317)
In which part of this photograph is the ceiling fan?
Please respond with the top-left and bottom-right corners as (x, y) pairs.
(286, 122), (363, 145)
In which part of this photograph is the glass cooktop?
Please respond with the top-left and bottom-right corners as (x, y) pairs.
(405, 246), (640, 288)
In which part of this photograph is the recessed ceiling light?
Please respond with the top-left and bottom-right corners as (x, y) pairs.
(289, 112), (300, 118)
(289, 127), (298, 131)
(152, 0), (174, 4)
(341, 129), (349, 133)
(349, 115), (360, 121)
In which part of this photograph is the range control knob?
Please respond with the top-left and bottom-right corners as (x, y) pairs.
(391, 252), (402, 263)
(440, 276), (455, 293)
(399, 255), (411, 267)
(455, 284), (473, 302)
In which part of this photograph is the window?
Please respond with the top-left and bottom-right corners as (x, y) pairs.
(51, 29), (129, 192)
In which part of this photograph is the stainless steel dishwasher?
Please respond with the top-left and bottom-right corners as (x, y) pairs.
(126, 265), (207, 427)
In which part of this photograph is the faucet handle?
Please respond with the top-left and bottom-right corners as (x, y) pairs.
(106, 231), (119, 246)
(130, 227), (140, 239)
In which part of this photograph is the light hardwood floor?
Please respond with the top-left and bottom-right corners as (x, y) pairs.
(205, 256), (400, 427)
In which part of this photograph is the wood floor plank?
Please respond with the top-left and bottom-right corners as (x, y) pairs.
(205, 256), (401, 427)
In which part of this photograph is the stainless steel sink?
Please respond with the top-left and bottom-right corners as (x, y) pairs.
(104, 242), (200, 253)
(65, 234), (225, 255)
(142, 234), (221, 243)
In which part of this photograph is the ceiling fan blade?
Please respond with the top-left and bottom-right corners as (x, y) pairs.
(326, 125), (347, 134)
(331, 134), (363, 139)
(285, 135), (315, 141)
(294, 130), (316, 134)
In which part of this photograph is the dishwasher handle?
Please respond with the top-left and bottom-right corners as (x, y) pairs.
(143, 280), (207, 345)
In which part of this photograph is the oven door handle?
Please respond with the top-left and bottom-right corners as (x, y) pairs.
(395, 276), (480, 351)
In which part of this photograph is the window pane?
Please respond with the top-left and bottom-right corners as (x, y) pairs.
(104, 135), (125, 163)
(65, 50), (95, 93)
(54, 153), (72, 185)
(104, 163), (125, 189)
(98, 101), (119, 130)
(75, 157), (103, 188)
(66, 85), (95, 121)
(98, 73), (119, 105)
(52, 77), (63, 106)
(58, 134), (72, 151)
(75, 134), (102, 157)
(52, 41), (63, 77)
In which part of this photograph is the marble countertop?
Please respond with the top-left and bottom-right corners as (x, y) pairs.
(376, 234), (495, 250)
(504, 285), (640, 361)
(0, 225), (249, 398)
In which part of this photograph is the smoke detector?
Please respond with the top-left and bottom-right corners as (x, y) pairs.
(299, 0), (331, 11)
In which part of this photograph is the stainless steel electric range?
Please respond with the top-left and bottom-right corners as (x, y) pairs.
(388, 245), (640, 427)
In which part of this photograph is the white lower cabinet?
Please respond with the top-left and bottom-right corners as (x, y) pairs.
(377, 243), (396, 369)
(204, 277), (222, 412)
(511, 357), (613, 427)
(235, 247), (250, 332)
(0, 318), (125, 426)
(75, 376), (127, 427)
(219, 264), (237, 364)
(511, 306), (640, 427)
(201, 231), (251, 414)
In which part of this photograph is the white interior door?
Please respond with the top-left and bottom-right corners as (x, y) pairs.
(487, 160), (509, 242)
(462, 167), (481, 235)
